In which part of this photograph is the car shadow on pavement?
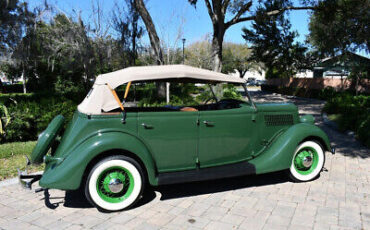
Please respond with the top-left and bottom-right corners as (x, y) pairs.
(53, 171), (289, 211)
(61, 185), (157, 211)
(63, 189), (93, 209)
(155, 171), (289, 201)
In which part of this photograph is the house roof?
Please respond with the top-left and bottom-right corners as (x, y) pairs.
(317, 52), (370, 68)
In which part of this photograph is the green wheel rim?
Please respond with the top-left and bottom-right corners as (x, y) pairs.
(293, 146), (319, 175)
(96, 166), (135, 203)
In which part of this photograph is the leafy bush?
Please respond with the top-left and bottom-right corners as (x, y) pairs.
(358, 117), (370, 147)
(1, 95), (77, 143)
(318, 87), (339, 99)
(0, 103), (10, 136)
(222, 84), (243, 100)
(324, 94), (370, 147)
(54, 77), (84, 96)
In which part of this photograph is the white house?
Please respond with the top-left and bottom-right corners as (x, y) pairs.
(230, 69), (266, 81)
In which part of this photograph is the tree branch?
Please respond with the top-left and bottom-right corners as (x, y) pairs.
(204, 0), (216, 22)
(265, 6), (316, 17)
(226, 5), (316, 28)
(225, 1), (252, 28)
(221, 0), (231, 15)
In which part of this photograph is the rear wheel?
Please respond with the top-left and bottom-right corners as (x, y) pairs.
(289, 141), (325, 182)
(85, 155), (144, 211)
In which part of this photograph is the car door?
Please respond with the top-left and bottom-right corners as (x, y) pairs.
(198, 104), (257, 168)
(138, 110), (198, 172)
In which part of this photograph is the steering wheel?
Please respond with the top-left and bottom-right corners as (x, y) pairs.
(217, 99), (241, 110)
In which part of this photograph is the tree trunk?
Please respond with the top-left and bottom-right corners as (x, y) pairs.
(238, 69), (247, 78)
(22, 64), (27, 94)
(132, 23), (137, 66)
(210, 23), (225, 97)
(211, 25), (225, 72)
(134, 0), (163, 65)
(134, 0), (165, 98)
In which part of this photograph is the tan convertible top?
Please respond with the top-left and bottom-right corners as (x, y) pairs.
(78, 65), (246, 114)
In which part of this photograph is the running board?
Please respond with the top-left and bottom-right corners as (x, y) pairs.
(157, 161), (256, 185)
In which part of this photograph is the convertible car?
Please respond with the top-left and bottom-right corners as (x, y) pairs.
(19, 65), (334, 211)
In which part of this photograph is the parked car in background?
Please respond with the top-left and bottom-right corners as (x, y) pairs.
(256, 80), (266, 86)
(19, 65), (334, 212)
(246, 77), (256, 86)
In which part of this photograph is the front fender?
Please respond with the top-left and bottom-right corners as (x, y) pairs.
(250, 123), (331, 174)
(39, 132), (158, 190)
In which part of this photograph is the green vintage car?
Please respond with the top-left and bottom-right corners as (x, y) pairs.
(19, 65), (334, 211)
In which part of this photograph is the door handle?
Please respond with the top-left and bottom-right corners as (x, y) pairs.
(141, 123), (153, 129)
(203, 120), (215, 126)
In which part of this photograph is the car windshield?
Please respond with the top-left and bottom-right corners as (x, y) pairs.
(105, 82), (253, 112)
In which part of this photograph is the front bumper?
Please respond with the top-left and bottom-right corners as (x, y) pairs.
(17, 156), (43, 190)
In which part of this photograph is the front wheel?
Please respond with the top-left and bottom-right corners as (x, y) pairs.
(85, 155), (144, 211)
(289, 141), (325, 182)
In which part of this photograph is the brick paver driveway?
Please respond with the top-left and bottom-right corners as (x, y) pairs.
(0, 91), (369, 230)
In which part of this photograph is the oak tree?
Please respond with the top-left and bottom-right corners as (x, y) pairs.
(188, 0), (315, 72)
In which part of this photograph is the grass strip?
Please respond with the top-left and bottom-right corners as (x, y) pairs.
(0, 141), (44, 180)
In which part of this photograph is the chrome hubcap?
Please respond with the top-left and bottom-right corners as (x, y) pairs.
(302, 156), (313, 167)
(108, 178), (124, 193)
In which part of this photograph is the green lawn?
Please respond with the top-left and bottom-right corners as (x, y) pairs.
(0, 141), (44, 181)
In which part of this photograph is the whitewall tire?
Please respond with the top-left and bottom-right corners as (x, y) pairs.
(85, 155), (144, 211)
(289, 141), (325, 182)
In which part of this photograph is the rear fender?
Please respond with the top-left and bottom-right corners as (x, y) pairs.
(250, 123), (331, 174)
(39, 132), (158, 190)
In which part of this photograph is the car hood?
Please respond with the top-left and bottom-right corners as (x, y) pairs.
(254, 102), (298, 113)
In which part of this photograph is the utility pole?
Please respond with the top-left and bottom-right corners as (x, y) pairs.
(182, 38), (186, 64)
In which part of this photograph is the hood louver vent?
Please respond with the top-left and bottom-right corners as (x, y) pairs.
(264, 114), (293, 126)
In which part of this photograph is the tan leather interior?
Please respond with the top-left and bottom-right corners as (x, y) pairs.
(180, 107), (198, 112)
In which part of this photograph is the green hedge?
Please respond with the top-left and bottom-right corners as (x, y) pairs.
(260, 85), (343, 100)
(0, 84), (24, 93)
(0, 93), (80, 143)
(323, 95), (370, 147)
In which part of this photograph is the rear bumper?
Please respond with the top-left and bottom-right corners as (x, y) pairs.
(17, 156), (43, 190)
(18, 169), (42, 189)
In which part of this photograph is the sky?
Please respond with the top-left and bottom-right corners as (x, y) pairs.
(28, 0), (311, 46)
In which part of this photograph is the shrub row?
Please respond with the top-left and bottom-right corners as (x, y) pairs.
(260, 84), (350, 100)
(323, 95), (370, 147)
(261, 84), (370, 147)
(0, 84), (24, 94)
(0, 93), (80, 143)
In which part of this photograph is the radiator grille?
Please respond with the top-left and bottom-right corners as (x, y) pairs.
(264, 114), (294, 126)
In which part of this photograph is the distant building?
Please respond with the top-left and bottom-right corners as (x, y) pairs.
(295, 70), (314, 78)
(295, 52), (370, 79)
(0, 71), (24, 84)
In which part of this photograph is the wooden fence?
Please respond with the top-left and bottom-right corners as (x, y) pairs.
(267, 77), (370, 93)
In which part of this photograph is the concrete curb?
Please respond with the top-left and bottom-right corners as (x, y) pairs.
(0, 177), (19, 188)
(0, 171), (43, 188)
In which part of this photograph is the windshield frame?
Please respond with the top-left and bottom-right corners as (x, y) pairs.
(242, 83), (256, 109)
(206, 83), (256, 109)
